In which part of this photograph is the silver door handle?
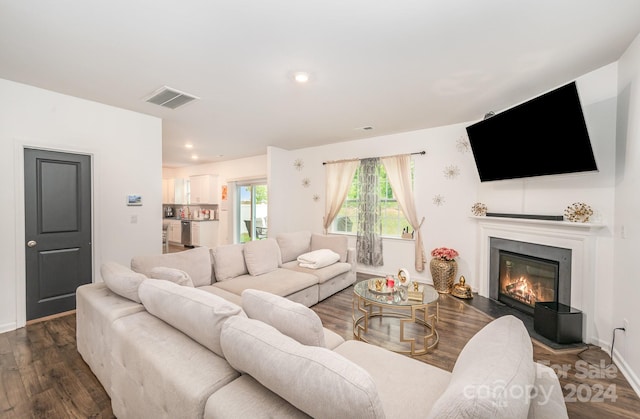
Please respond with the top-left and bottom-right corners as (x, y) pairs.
(27, 240), (37, 248)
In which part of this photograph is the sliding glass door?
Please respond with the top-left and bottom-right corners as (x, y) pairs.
(237, 181), (268, 243)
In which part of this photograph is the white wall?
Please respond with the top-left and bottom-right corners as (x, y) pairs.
(613, 32), (640, 395)
(0, 78), (161, 333)
(267, 124), (479, 285)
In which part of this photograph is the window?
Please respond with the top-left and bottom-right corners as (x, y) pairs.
(331, 163), (413, 237)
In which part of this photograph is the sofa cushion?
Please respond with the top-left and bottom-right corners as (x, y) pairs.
(220, 316), (385, 419)
(311, 233), (348, 263)
(243, 238), (280, 276)
(242, 289), (325, 347)
(281, 261), (352, 284)
(335, 340), (452, 417)
(276, 231), (312, 263)
(130, 246), (213, 287)
(212, 243), (248, 281)
(427, 315), (535, 419)
(100, 261), (146, 303)
(149, 266), (194, 287)
(138, 279), (245, 357)
(212, 268), (318, 298)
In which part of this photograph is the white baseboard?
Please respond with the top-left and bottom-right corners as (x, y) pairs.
(0, 321), (17, 334)
(612, 348), (640, 398)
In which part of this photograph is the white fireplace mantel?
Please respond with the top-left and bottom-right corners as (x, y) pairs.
(472, 215), (607, 343)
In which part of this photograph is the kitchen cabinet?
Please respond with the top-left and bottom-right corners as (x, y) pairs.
(168, 220), (182, 243)
(162, 178), (186, 204)
(192, 221), (218, 248)
(189, 175), (219, 204)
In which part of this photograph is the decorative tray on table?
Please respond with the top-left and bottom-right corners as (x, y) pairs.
(367, 278), (396, 294)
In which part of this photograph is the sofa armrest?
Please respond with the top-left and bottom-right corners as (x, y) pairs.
(346, 247), (356, 272)
(528, 362), (568, 418)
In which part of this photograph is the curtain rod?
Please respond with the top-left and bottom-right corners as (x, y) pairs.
(322, 150), (425, 165)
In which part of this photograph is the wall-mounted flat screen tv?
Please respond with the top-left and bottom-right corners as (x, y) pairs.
(465, 82), (598, 182)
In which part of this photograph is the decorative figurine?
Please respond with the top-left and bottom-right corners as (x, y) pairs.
(397, 268), (410, 287)
(451, 276), (473, 299)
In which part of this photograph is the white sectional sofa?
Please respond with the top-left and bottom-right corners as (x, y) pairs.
(129, 231), (356, 307)
(77, 274), (568, 418)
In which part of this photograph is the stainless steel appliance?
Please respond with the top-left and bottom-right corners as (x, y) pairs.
(181, 220), (192, 246)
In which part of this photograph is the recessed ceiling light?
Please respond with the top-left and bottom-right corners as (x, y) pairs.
(191, 154), (199, 160)
(294, 72), (310, 83)
(185, 143), (194, 149)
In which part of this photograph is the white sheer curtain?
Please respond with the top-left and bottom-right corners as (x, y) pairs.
(323, 160), (359, 233)
(381, 154), (426, 272)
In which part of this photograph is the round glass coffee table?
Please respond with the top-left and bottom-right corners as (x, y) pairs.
(352, 279), (440, 356)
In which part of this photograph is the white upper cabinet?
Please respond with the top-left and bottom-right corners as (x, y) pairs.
(162, 178), (186, 204)
(189, 174), (219, 204)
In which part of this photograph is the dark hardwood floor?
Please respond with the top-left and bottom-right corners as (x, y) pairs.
(1, 276), (639, 418)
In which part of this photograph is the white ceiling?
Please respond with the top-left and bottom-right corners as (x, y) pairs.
(2, 1), (640, 168)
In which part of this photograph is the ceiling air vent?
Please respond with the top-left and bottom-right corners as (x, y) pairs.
(144, 86), (199, 109)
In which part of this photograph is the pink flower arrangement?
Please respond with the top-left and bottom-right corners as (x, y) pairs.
(431, 247), (459, 261)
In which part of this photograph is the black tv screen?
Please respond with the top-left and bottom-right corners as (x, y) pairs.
(466, 82), (598, 182)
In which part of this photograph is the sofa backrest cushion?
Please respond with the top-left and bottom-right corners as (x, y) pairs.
(243, 238), (280, 276)
(211, 243), (248, 281)
(427, 315), (535, 419)
(276, 231), (311, 263)
(311, 234), (348, 263)
(149, 266), (195, 287)
(130, 246), (213, 287)
(138, 279), (245, 357)
(101, 261), (146, 303)
(241, 289), (326, 347)
(221, 316), (385, 419)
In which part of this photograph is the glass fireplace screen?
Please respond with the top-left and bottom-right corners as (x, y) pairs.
(498, 250), (559, 310)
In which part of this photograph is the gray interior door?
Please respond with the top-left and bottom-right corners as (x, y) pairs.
(24, 148), (92, 321)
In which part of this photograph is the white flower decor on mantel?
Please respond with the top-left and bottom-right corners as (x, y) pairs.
(301, 178), (311, 188)
(293, 158), (304, 171)
(443, 165), (460, 179)
(433, 194), (445, 206)
(564, 202), (594, 223)
(456, 136), (471, 153)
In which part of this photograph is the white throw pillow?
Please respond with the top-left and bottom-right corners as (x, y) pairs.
(138, 279), (245, 357)
(220, 316), (385, 419)
(100, 261), (146, 303)
(243, 238), (280, 276)
(212, 244), (248, 281)
(149, 266), (194, 287)
(241, 289), (325, 347)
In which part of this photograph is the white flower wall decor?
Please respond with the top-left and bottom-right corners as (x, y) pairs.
(312, 194), (320, 202)
(302, 178), (311, 188)
(293, 158), (304, 171)
(433, 194), (445, 206)
(456, 136), (471, 153)
(443, 165), (460, 179)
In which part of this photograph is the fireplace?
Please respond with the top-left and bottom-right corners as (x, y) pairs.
(489, 237), (572, 315)
(498, 251), (559, 315)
